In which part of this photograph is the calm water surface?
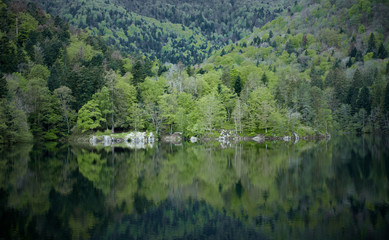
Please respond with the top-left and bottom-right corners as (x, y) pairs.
(0, 136), (388, 239)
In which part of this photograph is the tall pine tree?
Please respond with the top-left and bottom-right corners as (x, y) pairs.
(377, 43), (388, 59)
(384, 83), (389, 114)
(234, 75), (242, 96)
(356, 86), (371, 114)
(261, 72), (268, 86)
(0, 73), (7, 99)
(367, 33), (376, 54)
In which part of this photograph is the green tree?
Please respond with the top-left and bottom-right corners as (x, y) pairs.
(357, 108), (368, 131)
(128, 103), (145, 131)
(351, 69), (363, 89)
(131, 59), (148, 86)
(221, 67), (231, 87)
(336, 104), (352, 132)
(377, 43), (387, 59)
(176, 92), (195, 136)
(140, 77), (168, 104)
(367, 33), (376, 54)
(26, 71), (52, 138)
(218, 84), (236, 122)
(93, 87), (112, 130)
(145, 102), (164, 135)
(28, 64), (50, 81)
(261, 72), (268, 86)
(356, 86), (371, 114)
(0, 73), (7, 98)
(384, 83), (389, 114)
(54, 86), (75, 135)
(159, 93), (178, 134)
(346, 86), (360, 115)
(285, 40), (294, 54)
(197, 94), (226, 133)
(234, 75), (242, 96)
(114, 76), (137, 129)
(318, 108), (332, 135)
(310, 66), (323, 89)
(77, 99), (105, 133)
(0, 99), (32, 143)
(105, 70), (116, 133)
(40, 94), (62, 140)
(247, 87), (276, 133)
(232, 98), (246, 134)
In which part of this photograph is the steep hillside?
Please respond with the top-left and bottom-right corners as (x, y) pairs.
(32, 0), (291, 65)
(1, 0), (389, 143)
(0, 0), (140, 142)
(31, 0), (212, 64)
(114, 0), (291, 42)
(198, 0), (389, 134)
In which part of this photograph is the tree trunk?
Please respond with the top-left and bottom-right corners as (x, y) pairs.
(111, 111), (114, 133)
(15, 17), (18, 38)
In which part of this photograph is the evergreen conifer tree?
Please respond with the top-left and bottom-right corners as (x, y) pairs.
(384, 84), (389, 114)
(261, 73), (268, 86)
(356, 86), (371, 114)
(367, 33), (376, 54)
(377, 43), (388, 59)
(234, 75), (242, 96)
(0, 73), (7, 99)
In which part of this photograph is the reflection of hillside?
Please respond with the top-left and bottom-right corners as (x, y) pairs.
(78, 137), (389, 238)
(0, 136), (388, 239)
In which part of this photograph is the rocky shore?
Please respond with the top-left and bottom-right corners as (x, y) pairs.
(71, 130), (329, 148)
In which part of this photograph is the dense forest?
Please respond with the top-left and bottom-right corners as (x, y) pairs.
(0, 0), (389, 144)
(32, 0), (291, 65)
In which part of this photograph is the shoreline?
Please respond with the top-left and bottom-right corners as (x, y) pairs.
(68, 130), (330, 147)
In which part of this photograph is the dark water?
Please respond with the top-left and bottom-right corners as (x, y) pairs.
(0, 136), (389, 240)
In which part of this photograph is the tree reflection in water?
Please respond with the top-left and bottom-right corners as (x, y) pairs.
(0, 136), (388, 239)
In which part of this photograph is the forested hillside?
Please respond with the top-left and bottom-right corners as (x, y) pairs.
(193, 0), (389, 135)
(32, 0), (290, 65)
(31, 0), (211, 65)
(0, 0), (139, 142)
(114, 0), (290, 43)
(0, 0), (389, 144)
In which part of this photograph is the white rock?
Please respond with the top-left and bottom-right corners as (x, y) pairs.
(89, 136), (97, 146)
(103, 135), (112, 146)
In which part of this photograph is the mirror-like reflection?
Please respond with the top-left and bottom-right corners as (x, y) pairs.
(0, 136), (388, 239)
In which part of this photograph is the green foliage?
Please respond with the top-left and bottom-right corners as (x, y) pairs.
(261, 73), (268, 86)
(128, 103), (145, 131)
(377, 43), (387, 59)
(0, 73), (7, 98)
(356, 86), (371, 114)
(196, 94), (226, 133)
(114, 74), (137, 129)
(384, 83), (389, 114)
(0, 99), (32, 143)
(1, 0), (389, 141)
(246, 87), (276, 133)
(319, 28), (340, 47)
(16, 12), (39, 42)
(77, 99), (105, 133)
(358, 24), (365, 33)
(28, 64), (50, 82)
(54, 86), (75, 135)
(67, 36), (100, 62)
(93, 87), (112, 130)
(367, 33), (376, 54)
(364, 52), (374, 62)
(234, 75), (242, 97)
